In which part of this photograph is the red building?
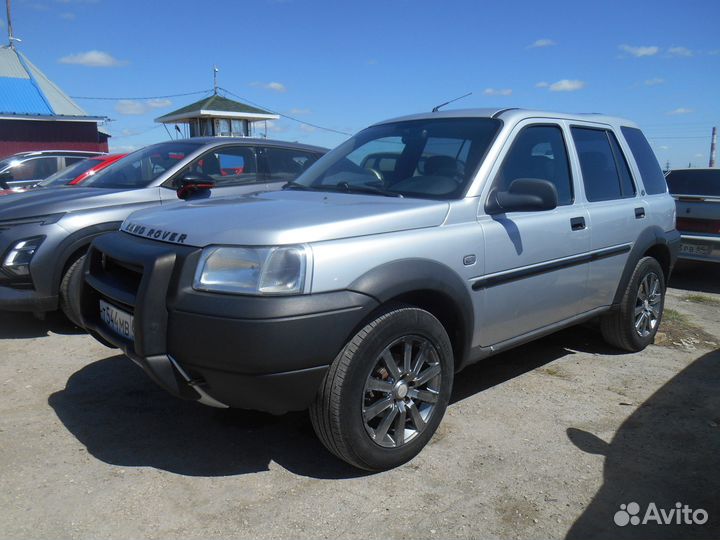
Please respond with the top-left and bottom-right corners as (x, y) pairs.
(0, 45), (107, 159)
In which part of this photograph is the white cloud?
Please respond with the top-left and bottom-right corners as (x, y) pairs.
(483, 88), (512, 96)
(668, 46), (693, 57)
(366, 59), (378, 65)
(619, 44), (660, 57)
(644, 77), (665, 86)
(667, 107), (693, 115)
(528, 38), (556, 48)
(146, 98), (172, 109)
(535, 81), (549, 88)
(709, 50), (720, 56)
(115, 98), (173, 116)
(115, 100), (146, 115)
(659, 145), (670, 150)
(694, 153), (704, 158)
(289, 108), (311, 115)
(299, 124), (316, 133)
(264, 120), (286, 133)
(59, 12), (76, 20)
(251, 81), (287, 92)
(59, 50), (126, 67)
(549, 79), (586, 92)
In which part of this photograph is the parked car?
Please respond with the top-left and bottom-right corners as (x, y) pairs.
(0, 138), (326, 324)
(79, 109), (679, 471)
(665, 168), (720, 263)
(0, 154), (129, 196)
(0, 150), (103, 190)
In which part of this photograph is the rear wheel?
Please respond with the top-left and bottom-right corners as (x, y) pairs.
(601, 256), (665, 352)
(59, 254), (86, 327)
(310, 305), (454, 471)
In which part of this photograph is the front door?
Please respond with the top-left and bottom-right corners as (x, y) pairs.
(475, 121), (591, 347)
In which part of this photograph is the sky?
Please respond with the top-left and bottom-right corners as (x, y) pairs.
(5, 0), (720, 168)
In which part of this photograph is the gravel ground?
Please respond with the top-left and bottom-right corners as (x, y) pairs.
(1, 261), (718, 540)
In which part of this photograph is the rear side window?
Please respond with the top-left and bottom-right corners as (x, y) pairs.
(571, 127), (635, 202)
(495, 125), (574, 205)
(666, 169), (720, 197)
(262, 147), (320, 181)
(621, 126), (667, 195)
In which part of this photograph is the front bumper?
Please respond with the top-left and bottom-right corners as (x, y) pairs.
(79, 232), (379, 413)
(677, 233), (720, 263)
(0, 283), (56, 312)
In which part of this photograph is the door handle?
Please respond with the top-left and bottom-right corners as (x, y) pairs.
(635, 207), (646, 219)
(570, 217), (586, 231)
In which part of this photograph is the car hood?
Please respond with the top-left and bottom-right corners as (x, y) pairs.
(122, 190), (450, 247)
(0, 187), (156, 221)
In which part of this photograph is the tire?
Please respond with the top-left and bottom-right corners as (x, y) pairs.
(601, 256), (665, 352)
(59, 254), (86, 327)
(310, 305), (454, 471)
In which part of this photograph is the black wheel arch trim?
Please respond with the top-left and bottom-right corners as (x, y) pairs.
(347, 258), (474, 371)
(611, 226), (680, 306)
(50, 221), (123, 297)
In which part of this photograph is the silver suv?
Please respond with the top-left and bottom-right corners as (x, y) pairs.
(0, 138), (326, 323)
(80, 108), (680, 471)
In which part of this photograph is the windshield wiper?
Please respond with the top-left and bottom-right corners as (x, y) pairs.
(329, 182), (404, 198)
(282, 180), (313, 191)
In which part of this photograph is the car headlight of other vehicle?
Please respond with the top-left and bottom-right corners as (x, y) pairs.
(193, 245), (309, 295)
(2, 236), (44, 277)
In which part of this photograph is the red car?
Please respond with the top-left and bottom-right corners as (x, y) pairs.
(0, 153), (127, 196)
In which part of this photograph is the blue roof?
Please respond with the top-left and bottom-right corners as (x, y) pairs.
(0, 46), (104, 120)
(0, 77), (53, 115)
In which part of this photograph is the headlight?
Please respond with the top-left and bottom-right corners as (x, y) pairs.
(193, 245), (309, 295)
(2, 236), (44, 277)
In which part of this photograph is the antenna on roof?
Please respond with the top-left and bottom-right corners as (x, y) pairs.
(213, 65), (219, 95)
(432, 92), (472, 113)
(6, 0), (17, 48)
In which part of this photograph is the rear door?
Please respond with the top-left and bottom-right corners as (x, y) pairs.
(569, 124), (643, 308)
(476, 120), (591, 346)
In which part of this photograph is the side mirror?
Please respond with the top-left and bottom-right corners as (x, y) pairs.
(176, 172), (215, 200)
(487, 178), (558, 214)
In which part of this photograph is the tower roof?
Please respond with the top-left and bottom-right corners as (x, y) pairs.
(0, 46), (104, 121)
(155, 93), (278, 124)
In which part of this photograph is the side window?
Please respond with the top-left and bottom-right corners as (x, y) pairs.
(64, 156), (86, 166)
(621, 126), (668, 195)
(571, 127), (634, 202)
(262, 147), (320, 182)
(495, 125), (573, 205)
(187, 146), (259, 187)
(607, 132), (636, 197)
(8, 157), (58, 181)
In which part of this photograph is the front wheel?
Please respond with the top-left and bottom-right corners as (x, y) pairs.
(310, 305), (454, 471)
(601, 256), (665, 352)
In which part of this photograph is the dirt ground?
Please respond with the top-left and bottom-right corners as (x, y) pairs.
(1, 261), (719, 540)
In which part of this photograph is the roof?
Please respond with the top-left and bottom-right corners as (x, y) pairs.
(375, 108), (638, 129)
(164, 136), (328, 153)
(0, 46), (104, 121)
(155, 93), (279, 123)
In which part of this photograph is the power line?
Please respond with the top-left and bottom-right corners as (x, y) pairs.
(219, 87), (352, 136)
(70, 89), (212, 101)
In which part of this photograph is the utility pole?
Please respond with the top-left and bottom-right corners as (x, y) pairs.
(710, 126), (717, 168)
(6, 0), (14, 48)
(213, 65), (219, 95)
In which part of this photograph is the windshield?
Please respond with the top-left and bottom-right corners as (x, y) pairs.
(82, 142), (201, 189)
(666, 169), (720, 197)
(37, 158), (97, 187)
(290, 117), (501, 199)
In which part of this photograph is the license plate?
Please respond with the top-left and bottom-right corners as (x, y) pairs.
(99, 299), (134, 341)
(680, 243), (712, 256)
